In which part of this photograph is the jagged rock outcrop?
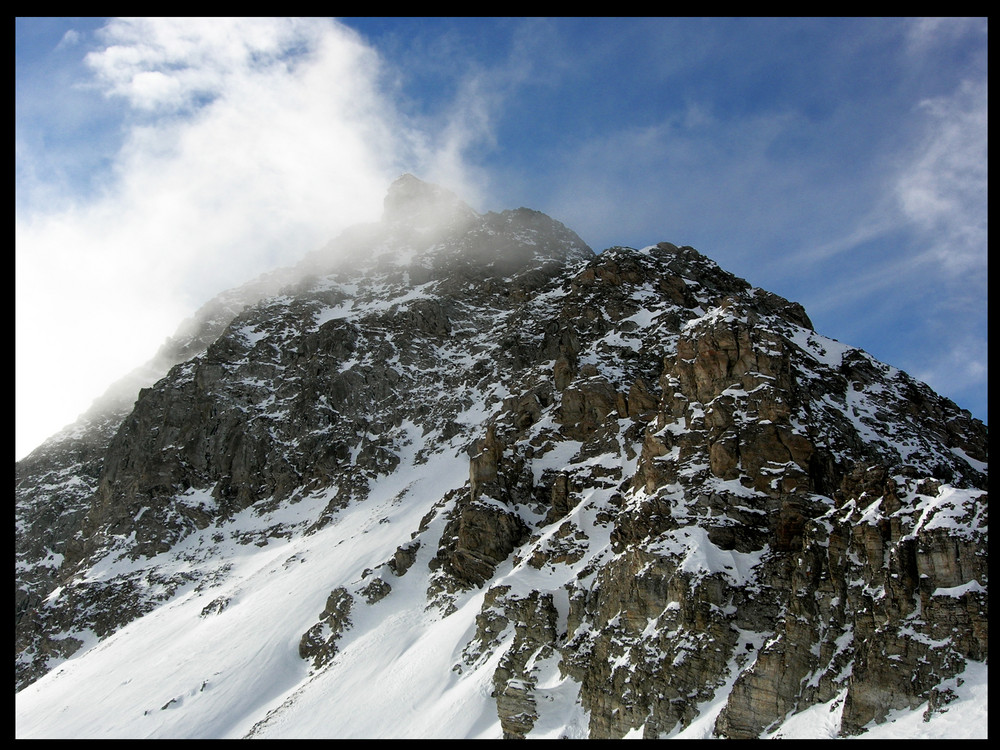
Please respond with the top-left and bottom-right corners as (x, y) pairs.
(298, 587), (354, 670)
(15, 176), (987, 739)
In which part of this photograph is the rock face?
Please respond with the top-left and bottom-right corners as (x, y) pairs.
(15, 175), (987, 738)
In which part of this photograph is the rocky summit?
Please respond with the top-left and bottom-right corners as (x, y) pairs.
(15, 175), (988, 739)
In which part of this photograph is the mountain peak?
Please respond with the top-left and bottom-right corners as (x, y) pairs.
(303, 175), (592, 278)
(381, 173), (478, 228)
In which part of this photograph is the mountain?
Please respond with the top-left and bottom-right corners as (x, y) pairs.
(15, 175), (988, 739)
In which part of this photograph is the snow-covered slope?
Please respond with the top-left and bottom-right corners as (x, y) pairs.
(15, 176), (988, 738)
(14, 446), (988, 739)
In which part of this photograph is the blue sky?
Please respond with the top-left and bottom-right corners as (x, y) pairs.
(15, 17), (987, 459)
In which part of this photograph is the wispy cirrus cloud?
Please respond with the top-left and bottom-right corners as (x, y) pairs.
(894, 77), (987, 278)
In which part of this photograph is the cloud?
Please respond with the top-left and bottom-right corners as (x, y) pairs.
(764, 70), (986, 306)
(15, 17), (492, 459)
(55, 28), (81, 49)
(904, 16), (987, 56)
(894, 78), (988, 278)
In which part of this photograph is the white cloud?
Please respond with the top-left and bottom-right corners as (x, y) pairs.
(904, 17), (987, 56)
(84, 18), (319, 112)
(895, 78), (988, 277)
(15, 17), (493, 459)
(56, 28), (81, 49)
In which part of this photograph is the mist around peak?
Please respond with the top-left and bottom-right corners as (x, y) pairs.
(381, 173), (479, 226)
(300, 175), (592, 280)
